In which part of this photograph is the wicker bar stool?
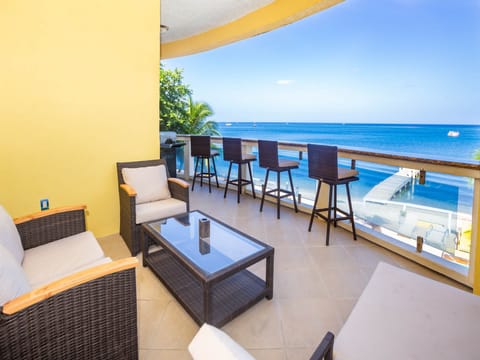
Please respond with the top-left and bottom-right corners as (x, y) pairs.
(307, 144), (359, 245)
(258, 140), (299, 219)
(222, 137), (257, 203)
(191, 135), (219, 193)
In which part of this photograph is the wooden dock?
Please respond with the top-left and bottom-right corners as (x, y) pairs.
(363, 168), (417, 203)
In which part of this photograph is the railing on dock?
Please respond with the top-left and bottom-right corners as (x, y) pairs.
(175, 135), (480, 287)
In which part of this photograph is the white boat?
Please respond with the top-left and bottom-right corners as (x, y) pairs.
(225, 123), (232, 126)
(447, 130), (460, 137)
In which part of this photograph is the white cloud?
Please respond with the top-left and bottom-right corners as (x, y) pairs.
(276, 79), (294, 85)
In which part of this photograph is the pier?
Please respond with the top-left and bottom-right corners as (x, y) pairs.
(363, 168), (418, 203)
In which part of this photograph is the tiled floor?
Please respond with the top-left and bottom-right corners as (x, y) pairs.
(98, 185), (470, 360)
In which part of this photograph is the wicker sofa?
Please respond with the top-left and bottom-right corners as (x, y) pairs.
(116, 159), (190, 255)
(0, 205), (138, 359)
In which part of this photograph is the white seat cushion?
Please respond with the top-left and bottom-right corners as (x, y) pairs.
(335, 262), (480, 359)
(278, 159), (299, 168)
(23, 231), (107, 288)
(0, 244), (31, 305)
(122, 165), (171, 204)
(338, 167), (359, 179)
(0, 205), (24, 264)
(189, 323), (255, 360)
(135, 198), (187, 224)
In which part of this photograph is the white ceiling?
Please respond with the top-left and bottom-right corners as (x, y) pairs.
(160, 0), (274, 43)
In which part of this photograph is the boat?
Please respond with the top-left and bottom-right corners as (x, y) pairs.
(447, 130), (460, 137)
(225, 123), (232, 126)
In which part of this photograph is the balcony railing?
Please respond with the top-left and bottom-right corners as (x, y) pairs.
(175, 135), (480, 287)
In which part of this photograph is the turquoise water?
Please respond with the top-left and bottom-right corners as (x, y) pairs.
(181, 123), (480, 214)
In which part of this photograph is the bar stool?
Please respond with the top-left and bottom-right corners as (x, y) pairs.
(307, 144), (359, 245)
(258, 140), (299, 219)
(191, 135), (219, 193)
(222, 137), (257, 203)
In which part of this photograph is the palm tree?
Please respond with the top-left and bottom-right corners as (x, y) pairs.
(181, 96), (220, 135)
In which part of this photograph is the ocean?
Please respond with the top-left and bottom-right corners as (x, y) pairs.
(217, 122), (480, 163)
(207, 122), (480, 214)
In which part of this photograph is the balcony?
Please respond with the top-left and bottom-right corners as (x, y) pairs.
(99, 180), (471, 358)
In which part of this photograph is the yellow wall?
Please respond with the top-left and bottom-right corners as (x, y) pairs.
(0, 1), (160, 236)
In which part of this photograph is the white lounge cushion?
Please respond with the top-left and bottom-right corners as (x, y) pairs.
(0, 244), (31, 305)
(135, 198), (187, 224)
(0, 205), (24, 264)
(122, 165), (171, 204)
(23, 231), (107, 288)
(189, 323), (255, 360)
(335, 262), (480, 360)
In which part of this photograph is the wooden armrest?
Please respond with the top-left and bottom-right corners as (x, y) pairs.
(168, 178), (189, 188)
(14, 205), (87, 225)
(120, 183), (137, 196)
(2, 257), (138, 315)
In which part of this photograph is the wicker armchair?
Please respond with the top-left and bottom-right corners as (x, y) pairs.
(0, 206), (138, 359)
(117, 159), (190, 255)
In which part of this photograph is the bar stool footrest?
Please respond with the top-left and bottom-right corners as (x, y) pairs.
(264, 188), (294, 199)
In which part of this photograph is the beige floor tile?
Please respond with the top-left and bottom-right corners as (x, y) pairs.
(307, 246), (357, 269)
(274, 246), (314, 272)
(285, 347), (317, 360)
(136, 265), (175, 301)
(139, 349), (192, 360)
(321, 264), (370, 299)
(249, 348), (285, 360)
(97, 233), (131, 259)
(335, 298), (358, 322)
(275, 267), (329, 300)
(344, 242), (399, 270)
(306, 222), (357, 247)
(278, 298), (343, 348)
(222, 299), (284, 349)
(138, 299), (198, 349)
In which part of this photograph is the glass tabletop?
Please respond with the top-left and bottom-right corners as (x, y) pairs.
(146, 211), (267, 275)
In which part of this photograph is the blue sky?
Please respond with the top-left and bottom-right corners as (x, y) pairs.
(162, 0), (480, 124)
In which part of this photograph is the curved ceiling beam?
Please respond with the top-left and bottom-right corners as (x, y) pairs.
(161, 0), (344, 59)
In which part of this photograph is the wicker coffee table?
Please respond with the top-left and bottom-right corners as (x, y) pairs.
(141, 210), (274, 327)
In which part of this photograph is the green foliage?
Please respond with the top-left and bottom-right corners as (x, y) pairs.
(159, 63), (192, 132)
(474, 149), (480, 160)
(182, 96), (220, 136)
(160, 64), (219, 136)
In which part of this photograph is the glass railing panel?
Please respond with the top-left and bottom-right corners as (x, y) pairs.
(297, 159), (473, 271)
(175, 146), (185, 176)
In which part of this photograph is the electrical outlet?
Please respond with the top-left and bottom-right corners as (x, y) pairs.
(40, 198), (49, 211)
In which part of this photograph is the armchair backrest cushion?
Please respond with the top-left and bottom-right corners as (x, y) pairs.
(0, 244), (31, 305)
(121, 165), (171, 204)
(0, 205), (24, 263)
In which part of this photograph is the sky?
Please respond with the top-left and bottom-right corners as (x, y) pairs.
(162, 0), (480, 124)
